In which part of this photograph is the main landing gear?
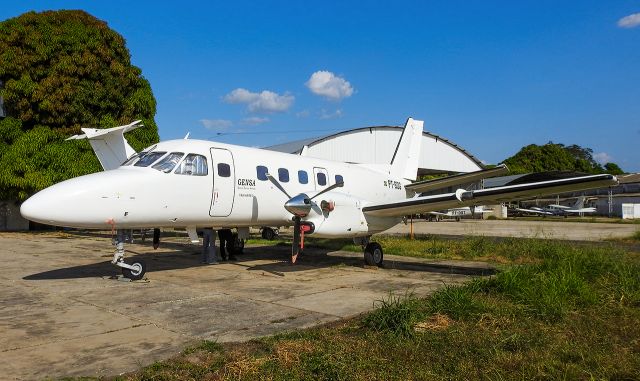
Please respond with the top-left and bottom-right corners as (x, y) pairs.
(355, 236), (384, 267)
(112, 229), (147, 280)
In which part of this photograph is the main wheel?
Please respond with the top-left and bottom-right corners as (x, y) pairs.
(261, 227), (276, 240)
(364, 242), (384, 267)
(122, 260), (146, 281)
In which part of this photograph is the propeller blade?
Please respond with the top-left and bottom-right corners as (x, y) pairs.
(266, 173), (292, 199)
(309, 181), (344, 201)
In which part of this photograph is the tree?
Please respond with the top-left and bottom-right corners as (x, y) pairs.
(0, 10), (159, 200)
(604, 162), (624, 175)
(503, 142), (624, 175)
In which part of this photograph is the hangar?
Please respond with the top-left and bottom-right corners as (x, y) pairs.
(265, 125), (484, 175)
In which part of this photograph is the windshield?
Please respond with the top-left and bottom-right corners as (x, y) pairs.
(122, 145), (157, 166)
(152, 152), (184, 173)
(134, 151), (167, 167)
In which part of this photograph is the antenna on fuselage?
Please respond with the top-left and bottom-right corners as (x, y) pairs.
(183, 132), (190, 139)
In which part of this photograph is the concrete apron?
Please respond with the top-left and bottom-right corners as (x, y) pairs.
(0, 232), (493, 380)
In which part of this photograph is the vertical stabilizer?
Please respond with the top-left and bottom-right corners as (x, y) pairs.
(390, 117), (423, 181)
(66, 120), (143, 170)
(572, 196), (585, 209)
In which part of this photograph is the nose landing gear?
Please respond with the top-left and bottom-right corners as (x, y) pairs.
(112, 229), (147, 280)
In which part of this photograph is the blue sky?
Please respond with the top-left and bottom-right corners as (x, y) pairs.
(3, 1), (640, 171)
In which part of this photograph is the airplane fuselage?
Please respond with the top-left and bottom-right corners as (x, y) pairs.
(21, 139), (408, 237)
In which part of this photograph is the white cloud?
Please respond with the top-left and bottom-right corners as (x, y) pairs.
(223, 88), (294, 113)
(320, 108), (344, 120)
(242, 116), (269, 125)
(200, 119), (232, 130)
(594, 152), (612, 164)
(305, 71), (354, 100)
(618, 13), (640, 28)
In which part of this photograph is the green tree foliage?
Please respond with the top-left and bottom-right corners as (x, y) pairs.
(503, 142), (624, 175)
(0, 10), (159, 200)
(604, 162), (624, 175)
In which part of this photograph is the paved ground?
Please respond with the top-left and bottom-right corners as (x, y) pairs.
(0, 232), (492, 380)
(386, 219), (639, 241)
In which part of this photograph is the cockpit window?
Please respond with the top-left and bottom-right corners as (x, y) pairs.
(134, 151), (167, 167)
(123, 145), (156, 166)
(122, 153), (140, 166)
(152, 152), (184, 173)
(174, 154), (208, 176)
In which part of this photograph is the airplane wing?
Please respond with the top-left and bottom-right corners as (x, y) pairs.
(405, 164), (509, 193)
(363, 174), (617, 217)
(514, 207), (554, 216)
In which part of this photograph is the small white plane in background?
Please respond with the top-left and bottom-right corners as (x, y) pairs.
(515, 196), (596, 217)
(428, 206), (493, 222)
(20, 118), (618, 280)
(547, 196), (596, 216)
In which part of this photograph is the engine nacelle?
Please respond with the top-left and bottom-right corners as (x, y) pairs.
(302, 192), (396, 238)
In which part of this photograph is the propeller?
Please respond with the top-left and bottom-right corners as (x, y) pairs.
(266, 173), (343, 217)
(266, 173), (344, 263)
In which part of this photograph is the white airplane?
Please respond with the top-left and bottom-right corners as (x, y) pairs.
(20, 118), (618, 280)
(428, 206), (493, 222)
(514, 196), (596, 217)
(512, 205), (555, 216)
(547, 196), (596, 215)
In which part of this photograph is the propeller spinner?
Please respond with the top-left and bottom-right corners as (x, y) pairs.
(266, 173), (344, 263)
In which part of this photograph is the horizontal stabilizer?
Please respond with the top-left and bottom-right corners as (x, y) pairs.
(363, 174), (617, 217)
(405, 164), (509, 193)
(67, 120), (143, 170)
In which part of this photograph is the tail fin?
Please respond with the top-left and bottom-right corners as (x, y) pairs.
(572, 196), (585, 209)
(390, 117), (423, 181)
(67, 120), (142, 170)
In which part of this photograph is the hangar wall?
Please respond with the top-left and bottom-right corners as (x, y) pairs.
(267, 126), (483, 174)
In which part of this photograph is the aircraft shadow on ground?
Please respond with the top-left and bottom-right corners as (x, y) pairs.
(23, 244), (495, 280)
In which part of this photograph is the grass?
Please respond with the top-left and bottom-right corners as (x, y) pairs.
(91, 237), (640, 380)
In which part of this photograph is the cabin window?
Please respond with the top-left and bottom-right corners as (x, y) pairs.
(278, 168), (289, 183)
(134, 151), (167, 167)
(174, 154), (208, 176)
(335, 174), (344, 184)
(298, 170), (308, 184)
(317, 172), (327, 186)
(218, 163), (231, 177)
(152, 152), (184, 173)
(256, 165), (268, 181)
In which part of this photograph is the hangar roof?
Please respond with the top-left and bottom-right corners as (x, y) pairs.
(265, 126), (484, 175)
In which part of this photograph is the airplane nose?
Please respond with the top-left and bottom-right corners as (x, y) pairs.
(20, 190), (56, 225)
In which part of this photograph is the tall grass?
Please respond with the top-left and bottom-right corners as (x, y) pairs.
(367, 239), (640, 332)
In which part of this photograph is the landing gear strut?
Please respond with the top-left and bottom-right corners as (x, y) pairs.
(291, 218), (313, 264)
(112, 229), (147, 280)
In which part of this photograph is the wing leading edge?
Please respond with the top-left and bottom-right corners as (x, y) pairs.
(363, 174), (617, 217)
(404, 164), (509, 194)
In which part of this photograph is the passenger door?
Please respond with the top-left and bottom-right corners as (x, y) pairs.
(209, 148), (235, 217)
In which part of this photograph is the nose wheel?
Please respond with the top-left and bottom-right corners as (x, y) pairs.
(112, 229), (147, 280)
(121, 260), (146, 280)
